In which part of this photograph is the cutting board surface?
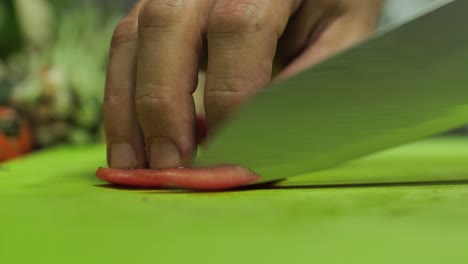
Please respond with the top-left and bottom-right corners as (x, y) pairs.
(1, 137), (468, 263)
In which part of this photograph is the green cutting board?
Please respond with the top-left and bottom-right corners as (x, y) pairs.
(1, 137), (468, 264)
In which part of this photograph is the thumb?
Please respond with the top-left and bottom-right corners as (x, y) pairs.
(275, 2), (382, 81)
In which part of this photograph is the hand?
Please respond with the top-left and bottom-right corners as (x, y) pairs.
(104, 0), (383, 170)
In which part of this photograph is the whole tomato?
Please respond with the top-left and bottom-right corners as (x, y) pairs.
(0, 107), (33, 162)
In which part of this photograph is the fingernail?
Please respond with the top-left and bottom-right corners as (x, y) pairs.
(150, 137), (181, 169)
(110, 142), (137, 169)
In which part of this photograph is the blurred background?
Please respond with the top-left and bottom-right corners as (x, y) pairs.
(0, 0), (464, 163)
(0, 0), (135, 162)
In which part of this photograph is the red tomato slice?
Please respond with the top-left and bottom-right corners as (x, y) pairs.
(96, 117), (256, 190)
(96, 167), (260, 190)
(196, 116), (207, 145)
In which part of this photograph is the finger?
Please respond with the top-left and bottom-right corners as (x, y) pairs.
(135, 0), (206, 169)
(104, 2), (146, 169)
(274, 1), (328, 71)
(276, 0), (383, 80)
(96, 167), (259, 190)
(204, 0), (302, 131)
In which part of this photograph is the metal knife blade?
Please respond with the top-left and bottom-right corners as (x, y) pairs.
(195, 0), (468, 183)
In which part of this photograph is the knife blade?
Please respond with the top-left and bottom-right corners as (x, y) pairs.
(195, 0), (468, 184)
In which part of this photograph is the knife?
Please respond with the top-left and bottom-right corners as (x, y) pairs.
(194, 0), (468, 184)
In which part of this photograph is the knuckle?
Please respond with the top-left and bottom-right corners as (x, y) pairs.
(103, 92), (128, 112)
(135, 90), (171, 115)
(111, 18), (137, 47)
(138, 0), (189, 27)
(103, 96), (128, 124)
(206, 89), (248, 110)
(209, 0), (267, 34)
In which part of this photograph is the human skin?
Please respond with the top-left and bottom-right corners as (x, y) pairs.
(103, 0), (383, 173)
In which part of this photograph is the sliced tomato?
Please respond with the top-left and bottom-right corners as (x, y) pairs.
(196, 116), (207, 145)
(96, 116), (258, 190)
(96, 167), (259, 190)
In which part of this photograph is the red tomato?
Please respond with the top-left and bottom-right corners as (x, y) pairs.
(97, 116), (261, 190)
(0, 107), (33, 162)
(96, 167), (260, 190)
(196, 116), (207, 145)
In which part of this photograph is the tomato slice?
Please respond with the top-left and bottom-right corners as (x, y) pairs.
(96, 117), (257, 190)
(196, 116), (207, 145)
(96, 167), (260, 190)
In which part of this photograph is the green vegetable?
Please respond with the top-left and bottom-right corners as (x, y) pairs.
(7, 5), (120, 147)
(0, 0), (23, 59)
